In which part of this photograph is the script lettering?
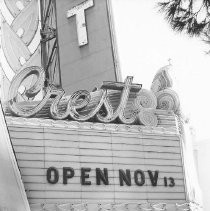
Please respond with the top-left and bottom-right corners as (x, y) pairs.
(8, 66), (58, 117)
(8, 66), (155, 125)
(97, 76), (142, 124)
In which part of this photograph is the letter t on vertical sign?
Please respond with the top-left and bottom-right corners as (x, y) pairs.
(67, 0), (94, 46)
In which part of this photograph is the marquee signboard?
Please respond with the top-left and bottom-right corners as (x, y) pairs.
(7, 117), (185, 205)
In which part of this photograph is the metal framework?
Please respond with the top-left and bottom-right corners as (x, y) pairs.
(40, 0), (61, 88)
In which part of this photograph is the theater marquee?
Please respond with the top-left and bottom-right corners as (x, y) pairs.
(5, 65), (186, 204)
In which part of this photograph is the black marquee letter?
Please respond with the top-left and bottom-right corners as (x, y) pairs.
(63, 167), (75, 184)
(47, 167), (59, 184)
(169, 177), (175, 187)
(164, 177), (167, 187)
(119, 169), (131, 186)
(81, 168), (91, 185)
(96, 168), (109, 185)
(148, 170), (159, 186)
(134, 170), (145, 186)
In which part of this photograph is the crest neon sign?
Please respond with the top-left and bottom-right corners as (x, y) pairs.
(8, 65), (179, 127)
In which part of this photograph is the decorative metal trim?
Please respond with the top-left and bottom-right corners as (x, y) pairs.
(28, 202), (202, 211)
(5, 115), (178, 135)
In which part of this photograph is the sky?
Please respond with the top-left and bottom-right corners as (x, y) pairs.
(112, 0), (210, 141)
(0, 0), (210, 141)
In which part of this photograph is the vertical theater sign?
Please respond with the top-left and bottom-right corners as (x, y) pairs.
(39, 0), (122, 94)
(0, 0), (202, 211)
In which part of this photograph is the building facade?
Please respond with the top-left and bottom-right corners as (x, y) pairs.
(0, 0), (202, 210)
